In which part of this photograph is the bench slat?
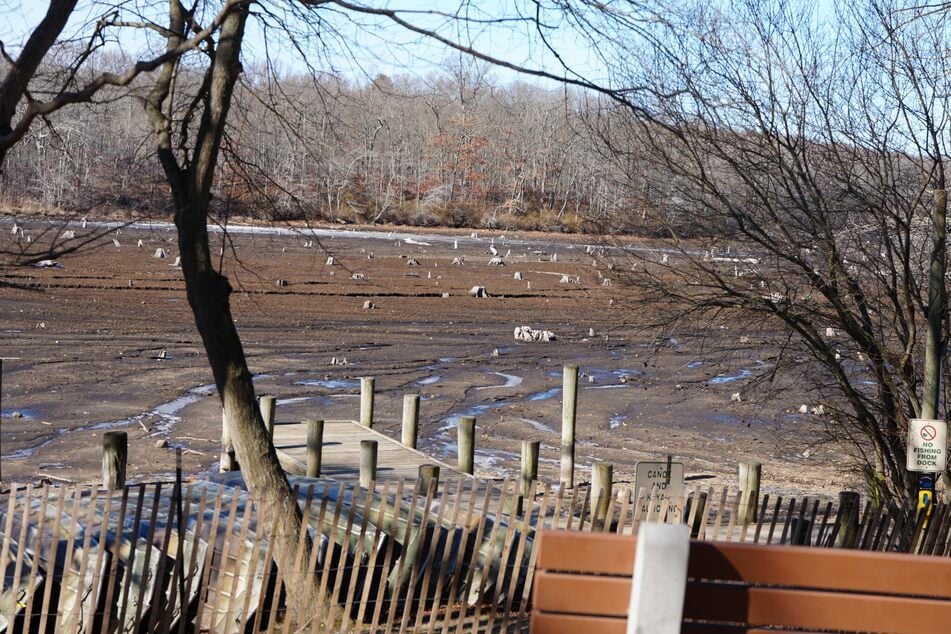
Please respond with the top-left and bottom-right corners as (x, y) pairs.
(684, 583), (951, 634)
(682, 626), (812, 634)
(535, 530), (637, 574)
(533, 529), (951, 634)
(530, 612), (627, 634)
(689, 541), (951, 599)
(532, 570), (632, 616)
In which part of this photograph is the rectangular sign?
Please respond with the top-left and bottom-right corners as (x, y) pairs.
(907, 419), (947, 472)
(634, 461), (685, 515)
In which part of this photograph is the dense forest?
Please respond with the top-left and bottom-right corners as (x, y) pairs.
(0, 58), (668, 235)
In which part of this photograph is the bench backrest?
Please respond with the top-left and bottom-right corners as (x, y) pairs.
(531, 529), (951, 634)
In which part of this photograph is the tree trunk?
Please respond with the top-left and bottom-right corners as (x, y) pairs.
(142, 1), (316, 610)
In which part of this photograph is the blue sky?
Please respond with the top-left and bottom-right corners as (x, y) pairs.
(2, 0), (605, 87)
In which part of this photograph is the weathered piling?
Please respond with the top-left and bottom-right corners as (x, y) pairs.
(259, 395), (276, 438)
(458, 416), (475, 475)
(220, 409), (237, 472)
(592, 462), (613, 528)
(836, 491), (861, 548)
(102, 431), (128, 489)
(418, 464), (440, 496)
(684, 491), (708, 538)
(360, 440), (378, 488)
(561, 364), (579, 489)
(402, 394), (420, 449)
(360, 377), (375, 428)
(737, 461), (762, 524)
(519, 440), (540, 515)
(306, 419), (324, 478)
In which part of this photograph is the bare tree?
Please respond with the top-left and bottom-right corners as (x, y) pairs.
(2, 1), (647, 614)
(578, 0), (950, 499)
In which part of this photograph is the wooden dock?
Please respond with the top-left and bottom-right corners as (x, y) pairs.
(271, 419), (467, 481)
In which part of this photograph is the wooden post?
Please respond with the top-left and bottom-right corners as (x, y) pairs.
(401, 394), (419, 449)
(306, 419), (324, 478)
(836, 491), (861, 548)
(684, 491), (708, 538)
(458, 416), (475, 475)
(220, 408), (238, 472)
(737, 461), (762, 524)
(360, 377), (375, 428)
(593, 462), (613, 528)
(102, 431), (127, 489)
(561, 364), (579, 489)
(790, 517), (812, 546)
(418, 464), (440, 496)
(360, 440), (378, 488)
(259, 395), (276, 438)
(519, 440), (540, 515)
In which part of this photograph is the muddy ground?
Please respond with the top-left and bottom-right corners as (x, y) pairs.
(0, 218), (857, 497)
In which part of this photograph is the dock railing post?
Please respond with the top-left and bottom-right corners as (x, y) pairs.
(561, 364), (578, 489)
(306, 419), (324, 477)
(360, 377), (375, 428)
(260, 395), (276, 439)
(458, 416), (475, 475)
(220, 408), (238, 472)
(360, 440), (378, 488)
(737, 461), (761, 524)
(593, 462), (613, 529)
(418, 464), (440, 496)
(402, 394), (419, 449)
(102, 431), (128, 489)
(519, 440), (540, 515)
(684, 491), (708, 538)
(836, 491), (861, 548)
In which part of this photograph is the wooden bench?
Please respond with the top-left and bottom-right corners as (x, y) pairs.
(531, 528), (951, 633)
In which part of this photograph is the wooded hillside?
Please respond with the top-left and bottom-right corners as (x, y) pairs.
(0, 58), (670, 234)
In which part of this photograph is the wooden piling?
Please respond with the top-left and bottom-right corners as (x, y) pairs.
(259, 395), (276, 438)
(737, 461), (762, 524)
(685, 491), (708, 538)
(360, 440), (378, 488)
(561, 364), (578, 489)
(102, 431), (127, 489)
(306, 419), (324, 478)
(418, 464), (440, 496)
(836, 491), (861, 548)
(519, 440), (540, 515)
(220, 408), (237, 472)
(360, 377), (375, 428)
(401, 394), (420, 449)
(592, 463), (613, 527)
(458, 416), (475, 475)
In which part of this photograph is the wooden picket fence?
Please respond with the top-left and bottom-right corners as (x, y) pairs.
(1, 476), (949, 633)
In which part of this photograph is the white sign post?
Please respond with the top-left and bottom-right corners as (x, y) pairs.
(906, 419), (948, 472)
(634, 461), (685, 515)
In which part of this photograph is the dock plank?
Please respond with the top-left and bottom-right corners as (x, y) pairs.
(272, 420), (467, 481)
